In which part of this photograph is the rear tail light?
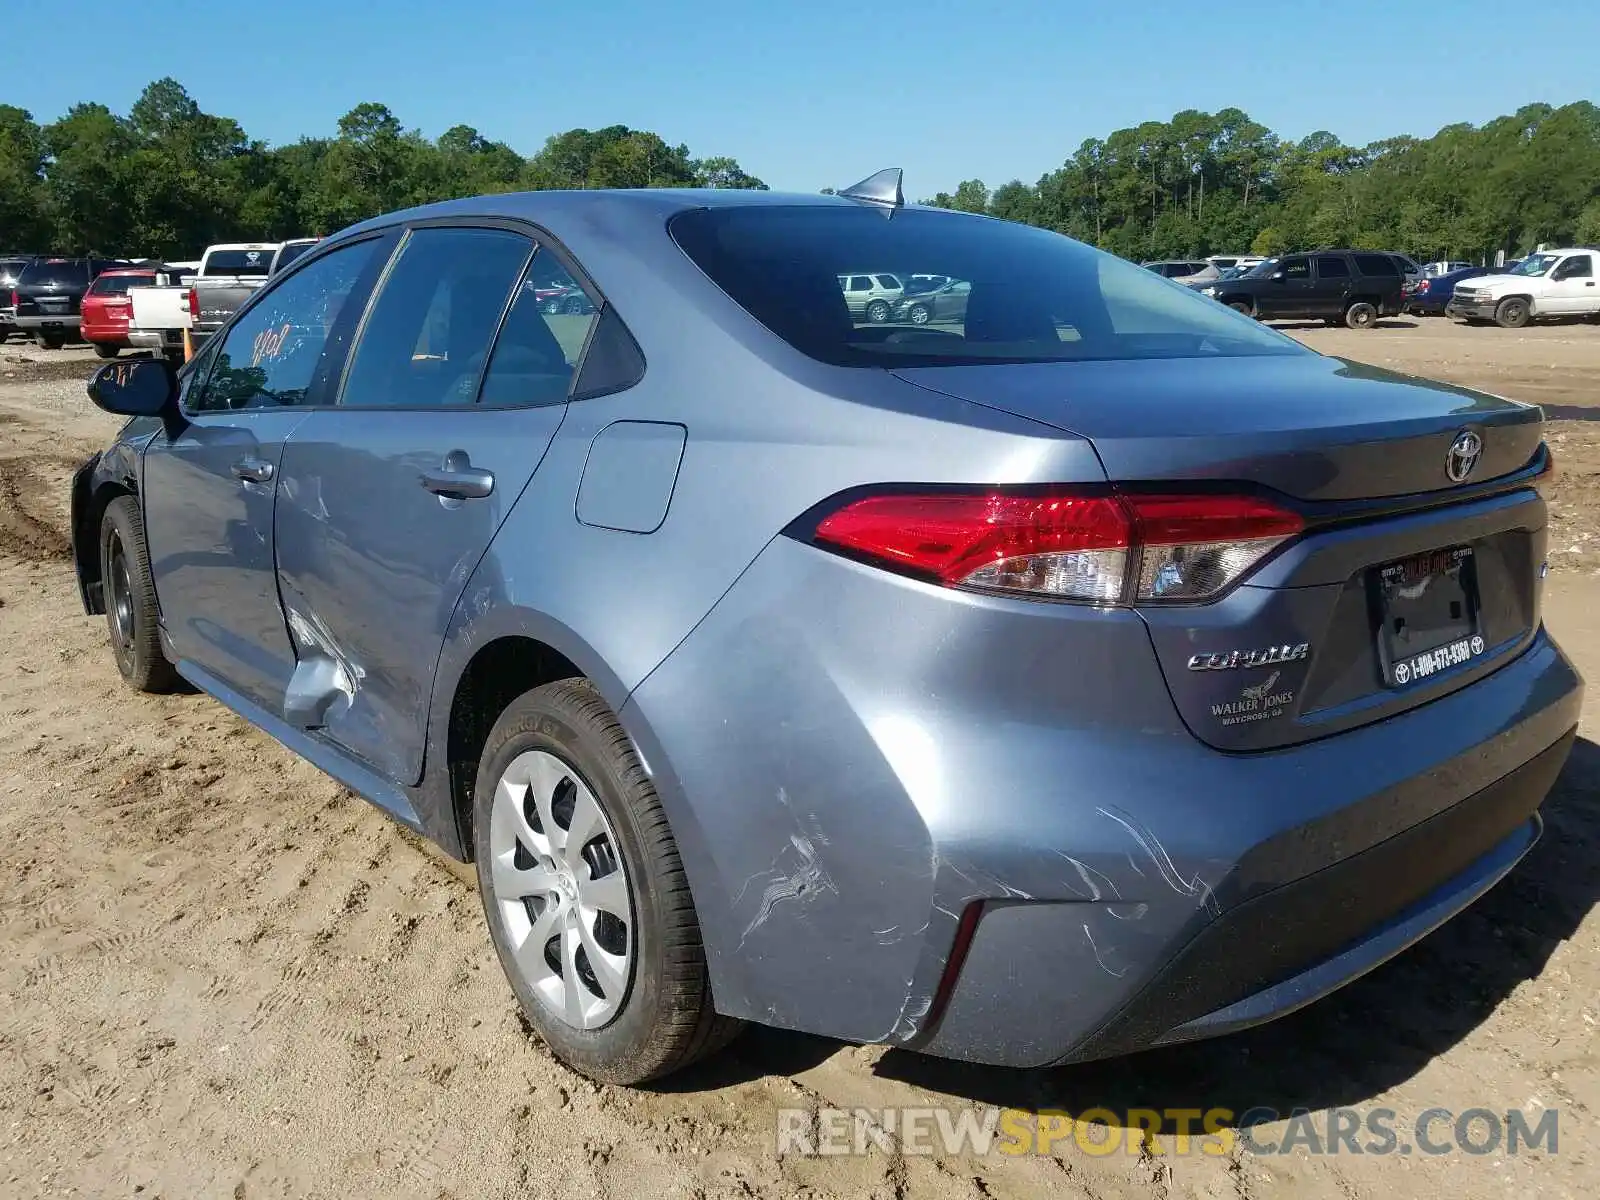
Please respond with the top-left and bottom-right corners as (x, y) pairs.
(8, 290), (15, 308)
(1417, 280), (1431, 294)
(808, 488), (1303, 605)
(186, 288), (198, 320)
(1534, 445), (1556, 498)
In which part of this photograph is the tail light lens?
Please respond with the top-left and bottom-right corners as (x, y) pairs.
(186, 288), (198, 320)
(1417, 280), (1431, 294)
(1534, 444), (1556, 498)
(809, 488), (1302, 605)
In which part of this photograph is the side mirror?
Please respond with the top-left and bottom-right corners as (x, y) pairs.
(87, 357), (177, 417)
(1271, 270), (1287, 281)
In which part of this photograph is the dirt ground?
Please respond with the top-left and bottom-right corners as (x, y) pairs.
(0, 322), (1596, 1200)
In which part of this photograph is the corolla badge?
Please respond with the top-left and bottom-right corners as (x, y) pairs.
(1187, 642), (1309, 671)
(1446, 430), (1482, 483)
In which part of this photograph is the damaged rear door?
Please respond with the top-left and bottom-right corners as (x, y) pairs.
(273, 225), (598, 785)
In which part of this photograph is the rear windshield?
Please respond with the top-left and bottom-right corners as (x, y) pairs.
(89, 273), (154, 296)
(19, 260), (89, 287)
(671, 206), (1303, 367)
(204, 249), (274, 276)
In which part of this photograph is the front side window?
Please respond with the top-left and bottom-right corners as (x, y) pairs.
(1280, 257), (1311, 280)
(339, 226), (533, 409)
(193, 239), (378, 412)
(1555, 255), (1593, 280)
(1315, 256), (1351, 279)
(671, 206), (1303, 366)
(478, 251), (600, 407)
(848, 276), (872, 292)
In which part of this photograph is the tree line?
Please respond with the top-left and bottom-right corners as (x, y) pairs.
(0, 78), (767, 258)
(928, 102), (1600, 262)
(3, 80), (1599, 264)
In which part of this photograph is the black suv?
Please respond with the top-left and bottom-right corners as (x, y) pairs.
(1199, 251), (1406, 329)
(0, 256), (38, 341)
(10, 257), (127, 348)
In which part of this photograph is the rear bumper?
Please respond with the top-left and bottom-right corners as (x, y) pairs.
(12, 314), (81, 331)
(128, 328), (186, 350)
(80, 321), (130, 345)
(625, 535), (1584, 1061)
(930, 730), (1567, 1067)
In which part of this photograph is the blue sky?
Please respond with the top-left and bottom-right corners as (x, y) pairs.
(16, 1), (1598, 195)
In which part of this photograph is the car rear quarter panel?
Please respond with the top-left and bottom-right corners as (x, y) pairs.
(415, 200), (1108, 841)
(625, 534), (1581, 1051)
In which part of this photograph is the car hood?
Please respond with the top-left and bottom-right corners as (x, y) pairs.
(1454, 273), (1526, 290)
(894, 352), (1542, 501)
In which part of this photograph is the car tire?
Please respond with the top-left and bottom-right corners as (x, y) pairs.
(35, 332), (65, 350)
(1494, 297), (1530, 329)
(865, 300), (891, 323)
(92, 343), (120, 359)
(473, 678), (744, 1084)
(1227, 300), (1253, 317)
(542, 298), (562, 315)
(99, 496), (181, 694)
(906, 304), (931, 325)
(1344, 301), (1378, 329)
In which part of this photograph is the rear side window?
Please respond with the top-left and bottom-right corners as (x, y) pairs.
(671, 205), (1303, 366)
(340, 227), (532, 409)
(1353, 254), (1399, 277)
(274, 242), (316, 273)
(194, 239), (378, 412)
(874, 274), (900, 289)
(1281, 257), (1310, 280)
(477, 251), (599, 407)
(1315, 256), (1351, 279)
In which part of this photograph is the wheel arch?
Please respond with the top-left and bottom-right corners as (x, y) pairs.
(421, 605), (704, 875)
(71, 442), (148, 615)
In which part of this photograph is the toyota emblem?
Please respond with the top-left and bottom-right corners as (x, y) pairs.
(1446, 430), (1482, 483)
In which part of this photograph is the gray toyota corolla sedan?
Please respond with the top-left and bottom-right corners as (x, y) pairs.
(71, 172), (1580, 1084)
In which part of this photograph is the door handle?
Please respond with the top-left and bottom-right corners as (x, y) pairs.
(231, 457), (274, 483)
(420, 450), (494, 501)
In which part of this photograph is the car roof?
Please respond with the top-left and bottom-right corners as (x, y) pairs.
(97, 266), (158, 275)
(337, 187), (939, 241)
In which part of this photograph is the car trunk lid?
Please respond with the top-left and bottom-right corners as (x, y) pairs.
(896, 354), (1549, 751)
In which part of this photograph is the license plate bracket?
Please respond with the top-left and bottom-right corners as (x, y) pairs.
(1372, 545), (1484, 688)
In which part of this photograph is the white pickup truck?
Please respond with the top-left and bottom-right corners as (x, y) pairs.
(1447, 248), (1600, 327)
(127, 269), (195, 361)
